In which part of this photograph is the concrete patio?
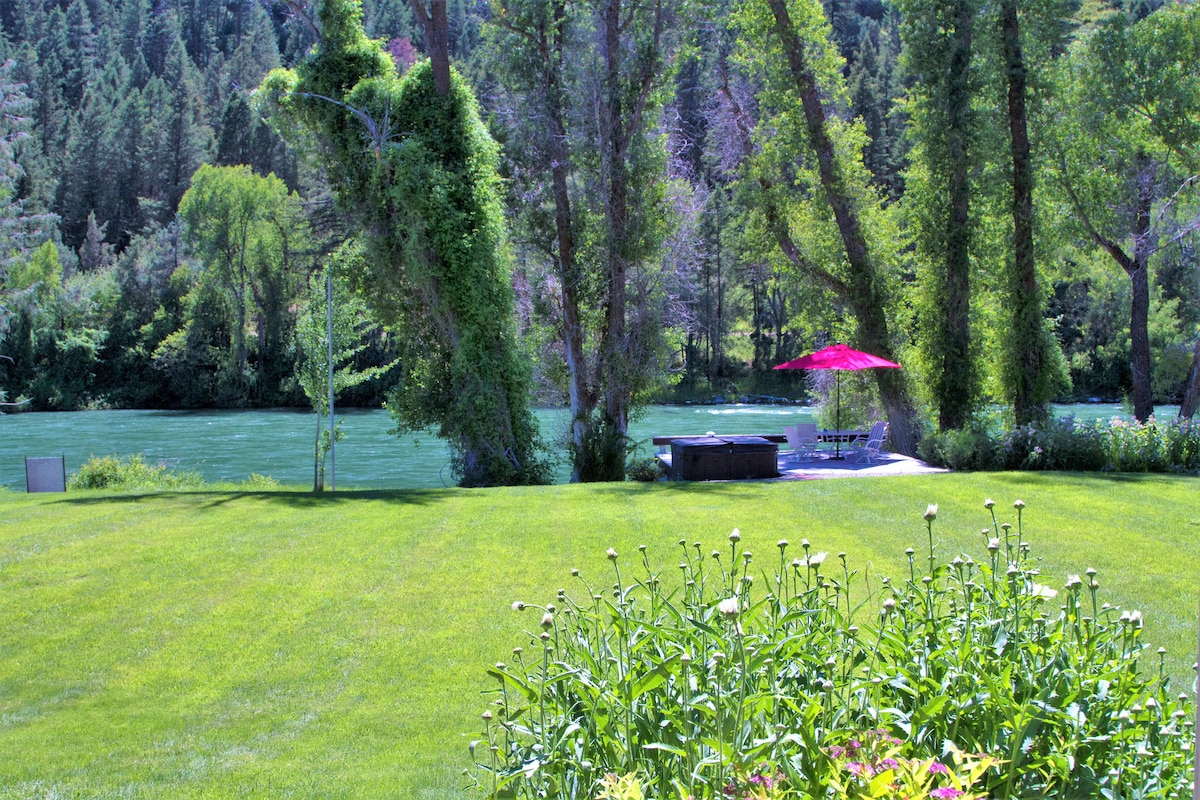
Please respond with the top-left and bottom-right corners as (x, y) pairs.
(654, 437), (948, 481)
(772, 449), (948, 480)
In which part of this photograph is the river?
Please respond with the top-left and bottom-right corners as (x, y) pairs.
(0, 402), (1176, 490)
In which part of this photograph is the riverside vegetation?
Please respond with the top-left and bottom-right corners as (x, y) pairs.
(475, 501), (1196, 799)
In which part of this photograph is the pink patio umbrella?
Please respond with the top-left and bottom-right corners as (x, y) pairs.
(774, 344), (901, 459)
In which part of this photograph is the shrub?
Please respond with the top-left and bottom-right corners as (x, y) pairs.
(68, 454), (204, 491)
(471, 502), (1195, 799)
(917, 426), (998, 471)
(997, 416), (1108, 471)
(920, 415), (1200, 474)
(626, 457), (666, 483)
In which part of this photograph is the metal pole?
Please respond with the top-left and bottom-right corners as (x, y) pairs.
(834, 371), (842, 459)
(327, 269), (335, 492)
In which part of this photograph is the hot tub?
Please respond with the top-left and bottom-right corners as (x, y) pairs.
(669, 435), (779, 481)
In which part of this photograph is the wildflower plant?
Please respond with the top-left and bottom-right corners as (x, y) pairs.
(470, 502), (1195, 799)
(824, 730), (995, 800)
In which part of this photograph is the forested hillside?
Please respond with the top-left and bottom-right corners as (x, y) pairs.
(0, 0), (1197, 442)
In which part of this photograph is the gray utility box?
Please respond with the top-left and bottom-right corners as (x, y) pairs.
(669, 436), (778, 481)
(26, 456), (67, 492)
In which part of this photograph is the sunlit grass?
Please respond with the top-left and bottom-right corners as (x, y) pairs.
(1, 473), (1196, 798)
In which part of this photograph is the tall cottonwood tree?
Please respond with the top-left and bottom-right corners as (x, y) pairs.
(488, 0), (678, 481)
(998, 0), (1044, 424)
(900, 0), (983, 432)
(262, 0), (547, 486)
(178, 164), (307, 402)
(732, 0), (920, 455)
(1047, 5), (1200, 422)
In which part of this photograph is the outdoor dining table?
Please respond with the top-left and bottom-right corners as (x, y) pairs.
(817, 430), (866, 443)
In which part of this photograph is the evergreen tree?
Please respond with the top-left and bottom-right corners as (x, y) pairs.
(143, 36), (211, 227)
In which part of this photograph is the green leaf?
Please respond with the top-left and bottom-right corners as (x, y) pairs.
(486, 667), (538, 703)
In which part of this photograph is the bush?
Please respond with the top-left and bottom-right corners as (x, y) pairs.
(68, 454), (204, 491)
(917, 426), (999, 471)
(998, 416), (1108, 471)
(471, 501), (1194, 799)
(626, 457), (666, 482)
(920, 415), (1200, 474)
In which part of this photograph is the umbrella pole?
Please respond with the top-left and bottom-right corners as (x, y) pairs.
(835, 371), (842, 459)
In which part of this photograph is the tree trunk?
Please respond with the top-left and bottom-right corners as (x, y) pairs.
(1128, 156), (1155, 422)
(941, 0), (974, 432)
(1000, 0), (1046, 425)
(544, 0), (596, 482)
(764, 0), (920, 455)
(410, 0), (451, 95)
(313, 411), (323, 491)
(1180, 336), (1200, 419)
(1127, 262), (1153, 421)
(596, 0), (631, 481)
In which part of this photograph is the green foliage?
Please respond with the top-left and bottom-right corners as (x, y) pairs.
(624, 456), (665, 483)
(263, 1), (548, 487)
(68, 453), (203, 490)
(177, 164), (309, 405)
(472, 504), (1194, 799)
(919, 414), (1200, 473)
(6, 239), (62, 297)
(294, 242), (396, 490)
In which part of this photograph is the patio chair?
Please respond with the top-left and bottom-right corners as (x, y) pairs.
(784, 423), (822, 460)
(854, 421), (888, 463)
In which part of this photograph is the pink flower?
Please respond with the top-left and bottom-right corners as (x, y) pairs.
(930, 789), (963, 799)
(928, 762), (951, 776)
(846, 762), (873, 777)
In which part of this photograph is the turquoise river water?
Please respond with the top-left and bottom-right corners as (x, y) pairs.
(0, 402), (1175, 490)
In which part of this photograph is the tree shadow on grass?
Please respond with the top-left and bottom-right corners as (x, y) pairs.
(979, 470), (1196, 487)
(45, 488), (452, 509)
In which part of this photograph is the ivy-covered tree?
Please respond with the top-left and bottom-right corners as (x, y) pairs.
(899, 0), (985, 432)
(261, 0), (548, 486)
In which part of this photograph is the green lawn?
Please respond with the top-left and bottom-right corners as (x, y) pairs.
(1, 473), (1197, 798)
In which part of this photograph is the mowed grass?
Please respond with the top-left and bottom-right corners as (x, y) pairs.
(1, 473), (1197, 798)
